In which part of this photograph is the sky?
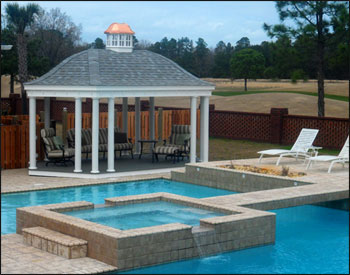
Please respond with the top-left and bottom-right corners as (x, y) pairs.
(2, 1), (282, 47)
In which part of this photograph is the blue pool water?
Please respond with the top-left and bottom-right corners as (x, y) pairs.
(118, 205), (349, 274)
(1, 179), (234, 235)
(65, 201), (225, 230)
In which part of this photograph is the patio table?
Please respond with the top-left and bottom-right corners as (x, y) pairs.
(138, 139), (158, 159)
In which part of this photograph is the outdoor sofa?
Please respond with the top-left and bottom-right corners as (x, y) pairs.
(66, 127), (133, 159)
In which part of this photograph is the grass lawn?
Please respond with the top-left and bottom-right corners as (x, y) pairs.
(212, 90), (349, 102)
(56, 122), (339, 161)
(202, 137), (339, 161)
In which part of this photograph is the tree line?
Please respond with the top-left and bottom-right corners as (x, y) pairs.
(1, 1), (348, 116)
(1, 4), (87, 97)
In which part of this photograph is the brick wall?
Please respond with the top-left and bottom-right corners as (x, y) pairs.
(210, 110), (271, 142)
(210, 109), (349, 149)
(282, 115), (349, 149)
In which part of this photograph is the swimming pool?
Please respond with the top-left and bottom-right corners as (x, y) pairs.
(1, 179), (235, 235)
(65, 201), (226, 230)
(118, 205), (349, 274)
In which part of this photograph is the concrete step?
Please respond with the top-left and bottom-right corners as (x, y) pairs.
(22, 226), (87, 259)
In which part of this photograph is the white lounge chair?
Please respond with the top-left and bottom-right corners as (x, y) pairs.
(258, 128), (319, 165)
(306, 136), (349, 173)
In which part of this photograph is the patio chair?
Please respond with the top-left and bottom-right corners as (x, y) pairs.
(41, 128), (75, 166)
(306, 136), (349, 173)
(152, 125), (191, 163)
(258, 128), (319, 165)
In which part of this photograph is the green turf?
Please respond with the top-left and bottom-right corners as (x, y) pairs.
(198, 137), (340, 161)
(212, 90), (349, 102)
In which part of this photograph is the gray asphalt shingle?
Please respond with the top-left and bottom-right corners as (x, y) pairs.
(25, 49), (214, 87)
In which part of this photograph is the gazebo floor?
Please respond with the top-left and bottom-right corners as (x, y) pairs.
(31, 153), (188, 178)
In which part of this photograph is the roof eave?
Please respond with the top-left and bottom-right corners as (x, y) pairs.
(24, 85), (214, 98)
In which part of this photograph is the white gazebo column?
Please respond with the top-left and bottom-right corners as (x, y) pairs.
(190, 96), (197, 163)
(200, 97), (205, 161)
(122, 97), (128, 136)
(29, 96), (37, 170)
(91, 98), (100, 173)
(200, 96), (209, 162)
(149, 97), (155, 140)
(135, 97), (141, 154)
(44, 97), (50, 129)
(74, 97), (82, 173)
(107, 97), (115, 172)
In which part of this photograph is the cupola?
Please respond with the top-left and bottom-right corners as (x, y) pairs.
(104, 23), (135, 53)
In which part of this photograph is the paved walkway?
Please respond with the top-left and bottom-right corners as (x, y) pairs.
(1, 168), (174, 194)
(1, 234), (117, 274)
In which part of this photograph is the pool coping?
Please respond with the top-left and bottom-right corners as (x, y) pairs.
(171, 159), (349, 212)
(0, 170), (174, 194)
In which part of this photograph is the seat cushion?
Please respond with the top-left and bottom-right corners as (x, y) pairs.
(81, 145), (92, 153)
(66, 128), (75, 144)
(42, 136), (56, 152)
(153, 146), (178, 155)
(41, 128), (56, 152)
(82, 129), (92, 145)
(166, 144), (188, 152)
(47, 148), (75, 158)
(115, 143), (133, 150)
(41, 128), (55, 138)
(99, 144), (108, 152)
(52, 136), (64, 150)
(99, 128), (108, 144)
(169, 125), (191, 145)
(175, 133), (190, 145)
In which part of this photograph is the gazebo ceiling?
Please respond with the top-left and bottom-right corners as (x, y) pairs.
(25, 49), (214, 88)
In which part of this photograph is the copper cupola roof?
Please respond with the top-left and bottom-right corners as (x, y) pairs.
(104, 23), (135, 35)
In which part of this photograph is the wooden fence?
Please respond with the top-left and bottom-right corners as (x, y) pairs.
(67, 109), (201, 142)
(0, 110), (200, 170)
(1, 115), (40, 125)
(1, 121), (45, 169)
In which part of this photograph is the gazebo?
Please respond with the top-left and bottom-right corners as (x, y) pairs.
(24, 23), (215, 178)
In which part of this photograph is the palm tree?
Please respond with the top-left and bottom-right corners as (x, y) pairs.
(5, 3), (40, 114)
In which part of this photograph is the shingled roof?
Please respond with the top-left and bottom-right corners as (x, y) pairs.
(25, 49), (214, 87)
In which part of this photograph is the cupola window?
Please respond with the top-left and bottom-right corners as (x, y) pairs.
(104, 23), (135, 53)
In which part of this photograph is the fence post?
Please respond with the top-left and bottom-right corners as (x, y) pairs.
(141, 100), (149, 111)
(62, 107), (68, 143)
(158, 108), (163, 141)
(9, 93), (20, 115)
(114, 109), (118, 128)
(39, 111), (45, 123)
(270, 108), (288, 144)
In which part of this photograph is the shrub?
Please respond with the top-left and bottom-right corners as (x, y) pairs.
(291, 69), (308, 84)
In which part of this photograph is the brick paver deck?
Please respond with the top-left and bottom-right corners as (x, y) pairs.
(1, 168), (174, 194)
(1, 234), (117, 274)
